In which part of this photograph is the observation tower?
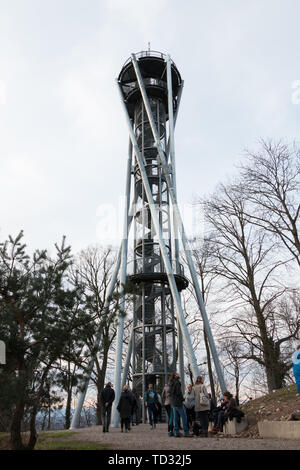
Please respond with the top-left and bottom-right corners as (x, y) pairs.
(70, 50), (226, 429)
(118, 51), (188, 403)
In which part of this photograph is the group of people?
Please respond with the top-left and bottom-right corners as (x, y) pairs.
(100, 372), (245, 437)
(163, 372), (212, 437)
(101, 382), (142, 433)
(99, 343), (300, 435)
(162, 373), (245, 437)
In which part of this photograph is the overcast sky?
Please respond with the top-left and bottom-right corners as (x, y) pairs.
(0, 0), (299, 254)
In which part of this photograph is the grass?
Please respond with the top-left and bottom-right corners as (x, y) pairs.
(37, 431), (76, 440)
(0, 430), (109, 450)
(35, 430), (109, 450)
(35, 439), (109, 450)
(0, 432), (10, 450)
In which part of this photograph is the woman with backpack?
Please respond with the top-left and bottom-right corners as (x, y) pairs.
(193, 376), (210, 437)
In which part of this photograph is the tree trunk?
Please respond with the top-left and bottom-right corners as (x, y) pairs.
(27, 408), (38, 450)
(187, 363), (194, 386)
(95, 332), (109, 425)
(27, 364), (51, 449)
(97, 389), (102, 426)
(264, 341), (287, 391)
(204, 329), (216, 403)
(41, 410), (47, 431)
(235, 364), (240, 405)
(47, 406), (51, 430)
(10, 398), (26, 450)
(248, 270), (284, 392)
(96, 371), (105, 425)
(65, 386), (72, 429)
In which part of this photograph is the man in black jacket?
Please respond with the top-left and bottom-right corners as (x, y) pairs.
(100, 381), (115, 432)
(169, 372), (191, 437)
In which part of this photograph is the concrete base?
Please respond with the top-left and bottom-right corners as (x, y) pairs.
(258, 421), (300, 439)
(223, 417), (248, 435)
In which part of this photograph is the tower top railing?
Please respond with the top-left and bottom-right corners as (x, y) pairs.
(121, 50), (178, 70)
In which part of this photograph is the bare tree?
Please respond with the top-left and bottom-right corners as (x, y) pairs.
(187, 236), (221, 403)
(204, 183), (299, 391)
(72, 246), (119, 425)
(239, 139), (300, 266)
(219, 339), (249, 404)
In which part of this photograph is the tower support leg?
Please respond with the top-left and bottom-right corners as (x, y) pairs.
(177, 323), (185, 391)
(121, 326), (133, 388)
(111, 139), (133, 427)
(167, 54), (185, 391)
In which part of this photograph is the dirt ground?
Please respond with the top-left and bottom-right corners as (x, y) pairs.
(70, 423), (300, 450)
(240, 385), (300, 438)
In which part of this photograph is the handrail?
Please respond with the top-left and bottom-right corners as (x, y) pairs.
(126, 258), (185, 277)
(121, 50), (178, 70)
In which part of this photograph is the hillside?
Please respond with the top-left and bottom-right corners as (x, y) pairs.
(239, 384), (300, 437)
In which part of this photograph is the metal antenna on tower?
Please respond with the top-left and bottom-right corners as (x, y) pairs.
(70, 49), (226, 430)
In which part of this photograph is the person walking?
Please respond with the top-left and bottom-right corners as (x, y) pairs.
(100, 381), (115, 433)
(183, 384), (195, 432)
(193, 376), (210, 437)
(117, 385), (133, 433)
(131, 388), (140, 425)
(169, 371), (192, 438)
(156, 392), (163, 422)
(208, 393), (218, 430)
(145, 383), (159, 429)
(162, 382), (174, 436)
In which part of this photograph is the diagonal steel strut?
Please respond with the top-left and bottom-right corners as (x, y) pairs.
(167, 54), (185, 390)
(111, 138), (133, 427)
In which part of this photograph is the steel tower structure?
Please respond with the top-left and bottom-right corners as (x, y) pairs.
(70, 50), (226, 430)
(119, 51), (189, 413)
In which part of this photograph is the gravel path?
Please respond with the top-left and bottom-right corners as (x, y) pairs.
(71, 423), (300, 450)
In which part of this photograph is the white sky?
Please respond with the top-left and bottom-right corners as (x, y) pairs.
(0, 0), (299, 254)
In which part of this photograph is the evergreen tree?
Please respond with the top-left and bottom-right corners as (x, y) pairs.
(0, 232), (94, 449)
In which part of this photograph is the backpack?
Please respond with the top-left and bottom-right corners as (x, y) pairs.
(193, 420), (201, 436)
(198, 386), (210, 407)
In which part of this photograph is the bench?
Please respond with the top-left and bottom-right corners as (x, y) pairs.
(258, 421), (300, 439)
(223, 417), (248, 435)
